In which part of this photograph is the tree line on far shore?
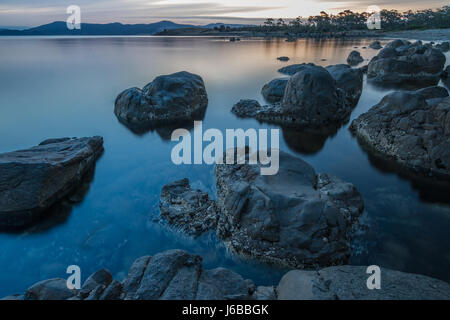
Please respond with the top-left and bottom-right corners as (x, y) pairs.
(225, 6), (449, 33)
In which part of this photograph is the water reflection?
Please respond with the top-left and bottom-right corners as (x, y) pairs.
(0, 36), (449, 297)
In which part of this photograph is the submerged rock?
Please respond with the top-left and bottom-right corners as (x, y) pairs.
(261, 78), (289, 102)
(277, 56), (290, 61)
(277, 266), (450, 300)
(234, 64), (362, 128)
(214, 150), (364, 268)
(0, 136), (103, 229)
(347, 50), (364, 66)
(367, 40), (446, 86)
(350, 90), (450, 180)
(159, 178), (218, 237)
(114, 71), (208, 128)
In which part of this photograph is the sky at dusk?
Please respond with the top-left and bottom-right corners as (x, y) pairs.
(0, 0), (448, 27)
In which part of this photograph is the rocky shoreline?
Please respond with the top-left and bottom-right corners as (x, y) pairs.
(3, 249), (450, 300)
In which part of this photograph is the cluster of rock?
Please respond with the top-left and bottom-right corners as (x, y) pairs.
(159, 178), (218, 237)
(350, 87), (450, 180)
(3, 249), (257, 300)
(114, 71), (208, 131)
(160, 151), (364, 269)
(367, 39), (446, 86)
(0, 137), (104, 229)
(233, 63), (363, 128)
(4, 249), (450, 300)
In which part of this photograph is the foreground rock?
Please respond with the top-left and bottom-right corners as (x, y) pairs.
(114, 71), (208, 129)
(214, 150), (364, 268)
(234, 63), (362, 128)
(277, 266), (450, 300)
(347, 50), (364, 65)
(350, 89), (450, 180)
(0, 137), (104, 229)
(159, 178), (218, 237)
(6, 249), (450, 300)
(435, 41), (449, 53)
(4, 250), (255, 300)
(261, 78), (288, 102)
(367, 39), (446, 86)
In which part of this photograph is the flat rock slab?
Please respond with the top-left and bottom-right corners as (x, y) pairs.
(277, 266), (450, 300)
(0, 136), (103, 228)
(350, 90), (450, 180)
(214, 150), (364, 269)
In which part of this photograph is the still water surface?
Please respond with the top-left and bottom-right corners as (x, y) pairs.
(0, 36), (449, 296)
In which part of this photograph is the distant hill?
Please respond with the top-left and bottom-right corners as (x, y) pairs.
(0, 21), (251, 36)
(0, 21), (198, 36)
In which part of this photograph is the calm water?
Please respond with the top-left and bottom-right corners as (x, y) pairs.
(0, 36), (449, 296)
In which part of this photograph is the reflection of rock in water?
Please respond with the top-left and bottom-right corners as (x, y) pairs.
(116, 107), (206, 140)
(282, 126), (338, 155)
(1, 164), (97, 234)
(362, 146), (450, 204)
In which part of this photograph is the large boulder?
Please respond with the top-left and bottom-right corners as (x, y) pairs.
(350, 90), (450, 180)
(326, 64), (363, 106)
(277, 266), (450, 300)
(0, 136), (103, 229)
(347, 50), (364, 66)
(114, 71), (208, 128)
(234, 64), (361, 128)
(367, 40), (446, 86)
(159, 178), (218, 237)
(214, 150), (364, 268)
(261, 78), (288, 103)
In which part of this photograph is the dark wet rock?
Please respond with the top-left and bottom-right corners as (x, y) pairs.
(1, 294), (24, 300)
(24, 278), (76, 300)
(442, 66), (450, 79)
(253, 286), (277, 300)
(278, 64), (308, 76)
(435, 41), (450, 53)
(234, 64), (361, 128)
(99, 280), (123, 300)
(367, 40), (446, 86)
(214, 150), (364, 269)
(326, 64), (363, 106)
(277, 266), (450, 300)
(369, 40), (382, 49)
(196, 268), (254, 300)
(0, 136), (103, 229)
(79, 269), (113, 298)
(359, 65), (368, 74)
(350, 92), (450, 180)
(159, 178), (218, 237)
(347, 50), (364, 66)
(261, 78), (289, 102)
(277, 56), (290, 61)
(415, 86), (449, 103)
(114, 71), (208, 129)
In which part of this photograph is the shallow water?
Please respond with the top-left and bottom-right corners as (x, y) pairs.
(0, 36), (449, 296)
